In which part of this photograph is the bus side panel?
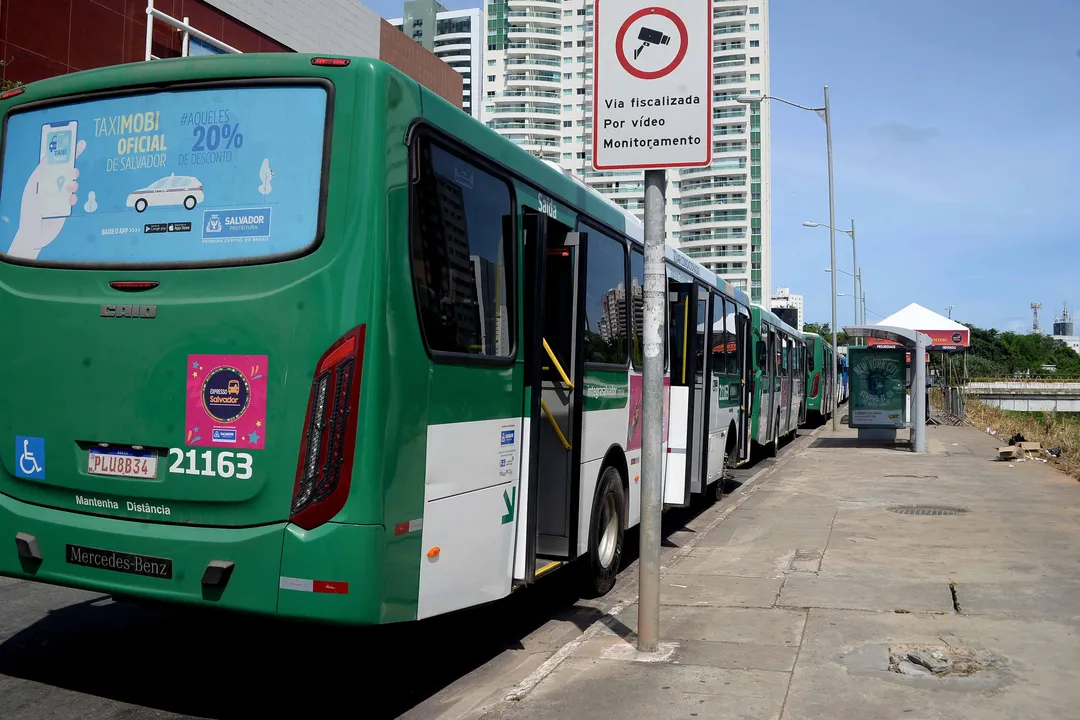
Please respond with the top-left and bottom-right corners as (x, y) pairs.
(359, 72), (427, 623)
(395, 93), (528, 619)
(416, 419), (521, 620)
(578, 369), (630, 556)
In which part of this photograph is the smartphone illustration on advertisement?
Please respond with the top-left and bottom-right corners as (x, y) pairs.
(38, 120), (78, 219)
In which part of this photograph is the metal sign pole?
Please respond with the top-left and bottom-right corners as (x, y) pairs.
(638, 168), (666, 653)
(594, 0), (711, 654)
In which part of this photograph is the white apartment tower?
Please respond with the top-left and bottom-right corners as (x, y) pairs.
(482, 0), (770, 304)
(390, 1), (485, 119)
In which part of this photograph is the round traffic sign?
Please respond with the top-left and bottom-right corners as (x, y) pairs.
(615, 7), (689, 81)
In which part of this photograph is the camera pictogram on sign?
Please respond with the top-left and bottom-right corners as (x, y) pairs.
(616, 7), (689, 80)
(634, 27), (671, 60)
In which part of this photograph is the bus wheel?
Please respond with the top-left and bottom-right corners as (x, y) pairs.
(582, 467), (626, 598)
(710, 477), (725, 503)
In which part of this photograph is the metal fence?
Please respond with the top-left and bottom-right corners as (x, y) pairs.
(941, 386), (966, 420)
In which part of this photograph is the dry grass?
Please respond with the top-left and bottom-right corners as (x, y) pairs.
(962, 398), (1080, 481)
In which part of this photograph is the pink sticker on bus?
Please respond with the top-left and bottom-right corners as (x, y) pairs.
(185, 354), (267, 450)
(627, 375), (671, 451)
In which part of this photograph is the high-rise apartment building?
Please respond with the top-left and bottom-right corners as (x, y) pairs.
(482, 0), (770, 303)
(391, 0), (485, 119)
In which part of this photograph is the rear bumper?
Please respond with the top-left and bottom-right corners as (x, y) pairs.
(0, 492), (387, 624)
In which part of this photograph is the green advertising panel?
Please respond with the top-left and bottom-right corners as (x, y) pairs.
(849, 348), (906, 428)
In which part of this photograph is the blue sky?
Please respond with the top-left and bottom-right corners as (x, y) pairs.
(366, 0), (1080, 333)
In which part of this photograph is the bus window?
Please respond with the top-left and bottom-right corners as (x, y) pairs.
(711, 294), (725, 374)
(582, 226), (628, 365)
(694, 295), (708, 384)
(629, 247), (645, 369)
(1, 85), (329, 265)
(411, 140), (514, 358)
(781, 338), (789, 374)
(773, 331), (782, 376)
(669, 272), (692, 384)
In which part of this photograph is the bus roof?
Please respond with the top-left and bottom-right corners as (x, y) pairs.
(537, 161), (749, 305)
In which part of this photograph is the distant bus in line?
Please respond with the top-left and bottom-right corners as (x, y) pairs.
(0, 54), (792, 625)
(803, 333), (839, 423)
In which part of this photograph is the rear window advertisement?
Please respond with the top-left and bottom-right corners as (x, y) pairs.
(0, 85), (327, 264)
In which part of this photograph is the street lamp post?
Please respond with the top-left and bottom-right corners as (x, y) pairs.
(739, 87), (840, 431)
(806, 219), (859, 342)
(825, 264), (861, 336)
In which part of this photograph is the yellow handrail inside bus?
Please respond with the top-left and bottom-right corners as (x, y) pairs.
(540, 398), (572, 451)
(543, 338), (574, 390)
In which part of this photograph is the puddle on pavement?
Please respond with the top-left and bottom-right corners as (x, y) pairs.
(840, 642), (1012, 692)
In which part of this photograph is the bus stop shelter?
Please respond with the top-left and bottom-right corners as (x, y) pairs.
(843, 325), (932, 453)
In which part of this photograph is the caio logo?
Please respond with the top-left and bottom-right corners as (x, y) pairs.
(100, 304), (157, 319)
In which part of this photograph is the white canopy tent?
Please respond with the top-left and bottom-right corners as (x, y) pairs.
(870, 303), (970, 352)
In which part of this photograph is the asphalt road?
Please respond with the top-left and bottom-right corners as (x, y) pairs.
(0, 432), (808, 720)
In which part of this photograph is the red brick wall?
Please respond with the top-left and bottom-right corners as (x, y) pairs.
(379, 19), (462, 110)
(0, 0), (290, 86)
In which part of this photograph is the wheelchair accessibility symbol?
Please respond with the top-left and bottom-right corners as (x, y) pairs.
(15, 436), (45, 480)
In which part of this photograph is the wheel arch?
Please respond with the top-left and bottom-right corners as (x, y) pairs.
(599, 443), (630, 527)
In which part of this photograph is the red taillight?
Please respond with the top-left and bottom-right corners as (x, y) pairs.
(290, 325), (366, 530)
(311, 57), (350, 67)
(1, 87), (25, 100)
(109, 281), (159, 292)
(810, 372), (820, 399)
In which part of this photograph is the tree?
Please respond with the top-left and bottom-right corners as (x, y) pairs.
(962, 322), (1080, 378)
(1, 60), (20, 92)
(802, 322), (848, 346)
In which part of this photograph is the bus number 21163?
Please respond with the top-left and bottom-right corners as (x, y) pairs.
(167, 448), (253, 479)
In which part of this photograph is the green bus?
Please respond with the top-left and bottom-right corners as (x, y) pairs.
(749, 306), (806, 456)
(803, 332), (838, 423)
(0, 54), (753, 625)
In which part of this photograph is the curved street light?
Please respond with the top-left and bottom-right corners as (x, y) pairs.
(808, 221), (861, 327)
(739, 88), (841, 430)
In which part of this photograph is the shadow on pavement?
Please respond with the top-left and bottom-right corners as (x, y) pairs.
(0, 497), (732, 719)
(810, 437), (912, 450)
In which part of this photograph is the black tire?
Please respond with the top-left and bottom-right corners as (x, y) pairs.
(709, 474), (724, 504)
(581, 466), (626, 598)
(766, 417), (779, 457)
(714, 427), (737, 502)
(184, 195), (198, 210)
(134, 198), (147, 213)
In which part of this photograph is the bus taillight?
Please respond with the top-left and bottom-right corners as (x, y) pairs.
(290, 325), (366, 530)
(810, 372), (820, 399)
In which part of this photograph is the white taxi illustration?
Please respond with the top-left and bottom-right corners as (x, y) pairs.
(127, 174), (205, 213)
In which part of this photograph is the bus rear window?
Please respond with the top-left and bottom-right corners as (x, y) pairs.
(0, 84), (328, 266)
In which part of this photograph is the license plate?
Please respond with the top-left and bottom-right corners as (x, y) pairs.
(66, 544), (173, 579)
(88, 448), (158, 479)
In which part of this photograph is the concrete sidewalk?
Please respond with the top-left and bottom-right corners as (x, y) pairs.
(484, 423), (1080, 720)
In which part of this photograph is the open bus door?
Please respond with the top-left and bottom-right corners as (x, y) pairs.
(737, 306), (752, 463)
(664, 274), (709, 507)
(783, 336), (794, 435)
(518, 209), (585, 583)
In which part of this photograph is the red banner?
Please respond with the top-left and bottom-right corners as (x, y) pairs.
(868, 328), (968, 351)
